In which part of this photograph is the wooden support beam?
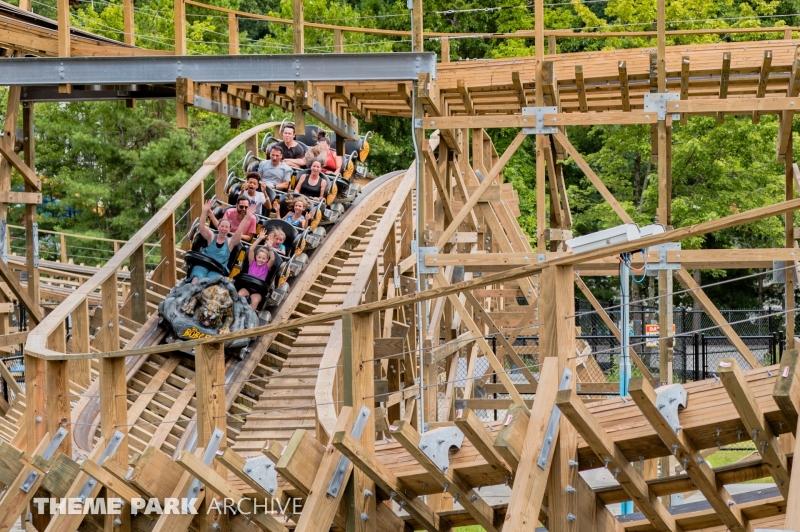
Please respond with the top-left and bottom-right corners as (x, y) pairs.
(332, 430), (441, 532)
(618, 61), (630, 112)
(176, 451), (288, 532)
(122, 0), (134, 45)
(434, 272), (527, 405)
(554, 131), (632, 224)
(460, 288), (537, 385)
(174, 0), (186, 55)
(342, 311), (376, 531)
(424, 146), (455, 224)
(45, 324), (69, 456)
(128, 445), (187, 500)
(511, 71), (528, 108)
(717, 358), (790, 497)
(150, 452), (205, 532)
(0, 259), (40, 323)
(556, 388), (679, 531)
(629, 377), (748, 532)
(0, 141), (40, 190)
(493, 403), (529, 469)
(753, 50), (773, 124)
(40, 438), (107, 532)
(454, 408), (513, 479)
(228, 12), (239, 55)
(0, 435), (51, 530)
(293, 407), (359, 532)
(778, 46), (800, 160)
(457, 79), (474, 115)
(673, 269), (760, 368)
(679, 57), (690, 125)
(575, 65), (588, 113)
(541, 61), (560, 110)
(717, 52), (732, 123)
(504, 359), (566, 531)
(436, 131), (527, 249)
(391, 420), (499, 532)
(773, 349), (800, 435)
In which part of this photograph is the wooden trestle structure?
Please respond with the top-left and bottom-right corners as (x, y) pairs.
(3, 0), (800, 530)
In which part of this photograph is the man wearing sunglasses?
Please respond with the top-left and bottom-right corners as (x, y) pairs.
(210, 196), (256, 242)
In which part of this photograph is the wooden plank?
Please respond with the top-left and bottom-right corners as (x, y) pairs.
(503, 358), (563, 531)
(457, 79), (474, 115)
(511, 71), (528, 108)
(575, 65), (587, 112)
(753, 50), (773, 123)
(629, 377), (747, 532)
(454, 408), (513, 479)
(773, 349), (800, 434)
(128, 445), (186, 500)
(618, 61), (630, 112)
(0, 258), (40, 324)
(717, 358), (790, 497)
(390, 420), (498, 532)
(293, 407), (358, 532)
(0, 140), (41, 190)
(717, 51), (732, 123)
(493, 403), (529, 469)
(274, 430), (325, 496)
(342, 312), (376, 532)
(555, 388), (678, 531)
(778, 46), (800, 159)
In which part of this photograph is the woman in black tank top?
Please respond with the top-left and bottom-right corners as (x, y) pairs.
(294, 161), (327, 200)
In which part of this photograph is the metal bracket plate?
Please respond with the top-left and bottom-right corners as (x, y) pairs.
(645, 242), (682, 274)
(0, 218), (7, 264)
(186, 428), (225, 503)
(537, 368), (573, 469)
(31, 222), (39, 268)
(41, 427), (69, 462)
(76, 430), (126, 503)
(412, 241), (439, 275)
(326, 406), (371, 497)
(521, 106), (558, 135)
(20, 470), (39, 492)
(643, 93), (680, 121)
(773, 260), (800, 285)
(243, 456), (278, 496)
(655, 383), (687, 433)
(419, 427), (464, 473)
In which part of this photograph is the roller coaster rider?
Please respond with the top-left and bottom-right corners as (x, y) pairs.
(303, 130), (342, 173)
(210, 196), (257, 242)
(294, 160), (328, 201)
(237, 228), (275, 310)
(258, 145), (292, 191)
(188, 200), (256, 284)
(241, 173), (268, 211)
(275, 122), (307, 168)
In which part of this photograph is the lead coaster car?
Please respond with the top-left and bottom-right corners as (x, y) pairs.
(158, 276), (257, 352)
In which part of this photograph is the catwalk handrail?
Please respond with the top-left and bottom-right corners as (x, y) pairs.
(23, 121), (277, 360)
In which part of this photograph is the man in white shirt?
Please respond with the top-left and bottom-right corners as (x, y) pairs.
(240, 173), (268, 211)
(258, 146), (293, 190)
